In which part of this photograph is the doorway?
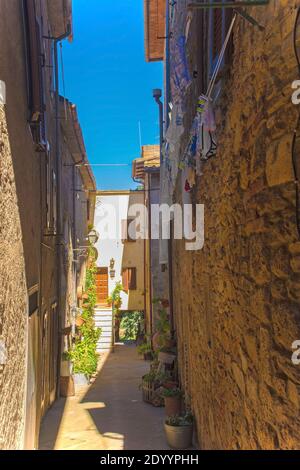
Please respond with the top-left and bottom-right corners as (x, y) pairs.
(96, 267), (109, 306)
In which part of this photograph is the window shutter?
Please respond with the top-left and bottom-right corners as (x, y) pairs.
(128, 268), (137, 290)
(52, 169), (57, 232)
(225, 8), (234, 64)
(122, 269), (129, 292)
(24, 0), (43, 122)
(213, 8), (222, 61)
(45, 150), (51, 229)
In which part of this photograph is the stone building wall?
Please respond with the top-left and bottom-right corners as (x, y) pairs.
(0, 106), (28, 450)
(172, 2), (300, 449)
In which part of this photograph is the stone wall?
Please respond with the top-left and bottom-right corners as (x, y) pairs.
(172, 2), (300, 449)
(0, 106), (27, 450)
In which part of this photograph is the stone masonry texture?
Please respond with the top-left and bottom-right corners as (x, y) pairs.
(0, 106), (27, 450)
(172, 2), (300, 449)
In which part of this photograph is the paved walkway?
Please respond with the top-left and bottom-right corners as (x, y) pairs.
(39, 344), (169, 450)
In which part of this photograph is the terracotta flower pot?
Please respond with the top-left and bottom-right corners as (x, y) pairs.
(164, 396), (182, 417)
(163, 380), (178, 390)
(144, 352), (153, 361)
(75, 316), (85, 327)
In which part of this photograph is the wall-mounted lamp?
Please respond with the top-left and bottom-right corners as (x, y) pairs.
(87, 229), (99, 245)
(109, 258), (115, 278)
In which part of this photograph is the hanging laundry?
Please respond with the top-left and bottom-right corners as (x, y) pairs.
(185, 12), (193, 40)
(197, 94), (208, 115)
(170, 35), (192, 104)
(187, 167), (196, 188)
(202, 101), (216, 132)
(185, 179), (192, 193)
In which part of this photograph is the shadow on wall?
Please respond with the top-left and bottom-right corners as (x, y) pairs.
(38, 398), (67, 450)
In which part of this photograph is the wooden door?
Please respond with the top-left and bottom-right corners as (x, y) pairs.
(96, 268), (109, 306)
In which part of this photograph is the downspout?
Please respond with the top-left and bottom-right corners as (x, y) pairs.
(148, 174), (153, 335)
(165, 0), (171, 130)
(165, 0), (174, 333)
(153, 89), (164, 166)
(53, 24), (71, 398)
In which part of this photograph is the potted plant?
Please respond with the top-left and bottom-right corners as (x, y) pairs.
(140, 370), (156, 403)
(107, 282), (123, 341)
(162, 387), (182, 416)
(137, 340), (153, 361)
(164, 412), (194, 449)
(75, 314), (85, 328)
(61, 351), (73, 377)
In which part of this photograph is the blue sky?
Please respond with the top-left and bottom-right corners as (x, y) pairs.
(61, 0), (163, 190)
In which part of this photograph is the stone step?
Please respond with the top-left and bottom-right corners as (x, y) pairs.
(97, 342), (112, 351)
(100, 331), (113, 338)
(96, 324), (112, 332)
(94, 315), (112, 322)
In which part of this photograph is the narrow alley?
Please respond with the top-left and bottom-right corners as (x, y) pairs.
(39, 344), (169, 451)
(2, 0), (300, 459)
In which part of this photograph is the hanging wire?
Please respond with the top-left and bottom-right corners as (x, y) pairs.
(292, 7), (300, 238)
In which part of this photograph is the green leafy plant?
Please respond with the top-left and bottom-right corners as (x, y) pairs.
(162, 387), (183, 398)
(142, 370), (157, 384)
(120, 311), (143, 341)
(137, 341), (153, 355)
(155, 370), (172, 383)
(107, 282), (123, 342)
(152, 299), (172, 350)
(68, 252), (101, 376)
(165, 412), (193, 427)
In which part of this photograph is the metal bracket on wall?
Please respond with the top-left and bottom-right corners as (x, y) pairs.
(187, 1), (269, 7)
(234, 8), (265, 30)
(187, 1), (269, 30)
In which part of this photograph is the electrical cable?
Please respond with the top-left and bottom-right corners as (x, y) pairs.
(292, 7), (300, 238)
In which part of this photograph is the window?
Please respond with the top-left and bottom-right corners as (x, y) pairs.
(51, 169), (57, 232)
(28, 285), (39, 317)
(23, 0), (47, 150)
(208, 4), (233, 79)
(44, 147), (56, 234)
(49, 303), (58, 395)
(121, 218), (136, 243)
(122, 268), (137, 292)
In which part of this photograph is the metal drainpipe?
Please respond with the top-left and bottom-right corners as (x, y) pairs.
(165, 1), (174, 334)
(148, 174), (153, 335)
(53, 25), (71, 398)
(153, 89), (164, 166)
(165, 0), (171, 130)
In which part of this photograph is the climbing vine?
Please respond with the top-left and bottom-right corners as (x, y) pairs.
(107, 282), (123, 342)
(68, 249), (101, 376)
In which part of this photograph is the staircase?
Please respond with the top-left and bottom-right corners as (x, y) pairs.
(94, 308), (114, 353)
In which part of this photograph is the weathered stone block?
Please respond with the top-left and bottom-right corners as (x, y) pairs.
(290, 257), (300, 273)
(266, 135), (294, 187)
(286, 381), (299, 409)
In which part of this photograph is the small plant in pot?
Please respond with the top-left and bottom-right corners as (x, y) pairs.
(162, 387), (182, 417)
(137, 341), (153, 361)
(164, 412), (193, 449)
